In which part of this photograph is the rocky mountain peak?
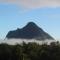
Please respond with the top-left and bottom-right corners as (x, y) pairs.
(6, 22), (54, 40)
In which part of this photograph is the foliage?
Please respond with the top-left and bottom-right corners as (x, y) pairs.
(0, 41), (60, 60)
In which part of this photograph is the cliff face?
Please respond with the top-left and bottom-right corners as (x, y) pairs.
(6, 22), (54, 40)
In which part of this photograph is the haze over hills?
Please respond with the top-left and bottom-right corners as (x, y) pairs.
(6, 22), (54, 40)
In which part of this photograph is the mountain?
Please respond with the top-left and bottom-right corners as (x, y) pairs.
(6, 22), (54, 40)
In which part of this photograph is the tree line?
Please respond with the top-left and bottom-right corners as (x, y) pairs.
(0, 41), (60, 60)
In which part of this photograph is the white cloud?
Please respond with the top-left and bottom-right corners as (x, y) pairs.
(0, 39), (56, 45)
(0, 0), (60, 9)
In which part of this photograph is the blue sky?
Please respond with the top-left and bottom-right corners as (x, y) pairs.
(0, 0), (60, 39)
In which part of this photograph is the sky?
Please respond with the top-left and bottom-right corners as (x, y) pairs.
(0, 0), (60, 40)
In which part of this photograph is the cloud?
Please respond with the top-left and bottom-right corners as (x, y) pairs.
(0, 0), (60, 9)
(0, 39), (56, 45)
(0, 0), (16, 4)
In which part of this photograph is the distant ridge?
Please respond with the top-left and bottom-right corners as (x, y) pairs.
(6, 22), (54, 40)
